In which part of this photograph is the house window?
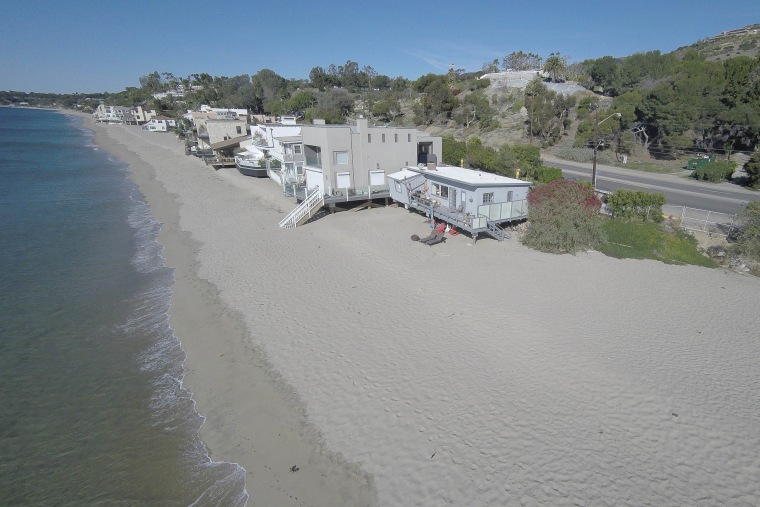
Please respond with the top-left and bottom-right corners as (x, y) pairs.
(336, 172), (351, 188)
(305, 145), (322, 168)
(432, 183), (440, 196)
(368, 134), (371, 143)
(334, 151), (349, 164)
(408, 133), (411, 142)
(382, 134), (386, 142)
(440, 185), (449, 198)
(236, 126), (242, 134)
(395, 181), (402, 192)
(507, 191), (513, 202)
(395, 133), (398, 142)
(483, 192), (494, 204)
(296, 164), (304, 175)
(294, 145), (302, 154)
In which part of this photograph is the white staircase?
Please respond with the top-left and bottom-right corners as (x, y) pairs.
(279, 188), (324, 229)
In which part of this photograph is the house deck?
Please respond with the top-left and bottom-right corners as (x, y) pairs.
(295, 187), (391, 205)
(407, 194), (527, 241)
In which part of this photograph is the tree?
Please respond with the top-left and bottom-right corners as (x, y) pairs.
(252, 69), (287, 101)
(372, 96), (402, 122)
(312, 88), (354, 123)
(503, 144), (541, 171)
(454, 90), (495, 128)
(574, 106), (623, 151)
(309, 66), (332, 91)
(465, 137), (499, 171)
(731, 201), (760, 260)
(338, 60), (360, 90)
(285, 91), (316, 117)
(361, 65), (378, 115)
(373, 74), (391, 89)
(442, 135), (467, 166)
(413, 76), (458, 125)
(503, 51), (542, 71)
(522, 179), (606, 254)
(482, 59), (500, 73)
(745, 151), (760, 188)
(524, 78), (575, 145)
(543, 53), (566, 82)
(139, 71), (162, 93)
(587, 56), (619, 95)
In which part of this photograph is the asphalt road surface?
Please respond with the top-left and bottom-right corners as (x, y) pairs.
(543, 156), (759, 215)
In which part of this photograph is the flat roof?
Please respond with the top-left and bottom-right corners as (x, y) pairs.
(387, 169), (421, 181)
(406, 165), (530, 187)
(274, 135), (302, 143)
(210, 135), (249, 150)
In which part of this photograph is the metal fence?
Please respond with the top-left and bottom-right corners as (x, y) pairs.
(663, 205), (740, 237)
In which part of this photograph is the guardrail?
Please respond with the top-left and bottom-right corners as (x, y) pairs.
(663, 205), (739, 237)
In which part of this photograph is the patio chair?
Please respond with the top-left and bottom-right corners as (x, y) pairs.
(425, 232), (447, 246)
(416, 230), (437, 243)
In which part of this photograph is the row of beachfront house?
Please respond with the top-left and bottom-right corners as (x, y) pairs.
(176, 110), (531, 241)
(96, 101), (532, 241)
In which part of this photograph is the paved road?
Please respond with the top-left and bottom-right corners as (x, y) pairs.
(543, 156), (759, 215)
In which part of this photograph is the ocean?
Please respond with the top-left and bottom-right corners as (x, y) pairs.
(0, 108), (247, 506)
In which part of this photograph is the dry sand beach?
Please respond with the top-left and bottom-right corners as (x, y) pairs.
(80, 113), (760, 506)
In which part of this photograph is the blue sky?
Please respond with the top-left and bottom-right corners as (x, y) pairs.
(1, 0), (758, 93)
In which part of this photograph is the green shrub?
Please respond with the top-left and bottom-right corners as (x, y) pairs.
(607, 189), (666, 222)
(523, 165), (563, 183)
(511, 99), (524, 113)
(522, 179), (607, 254)
(693, 160), (736, 182)
(745, 152), (760, 188)
(731, 201), (760, 260)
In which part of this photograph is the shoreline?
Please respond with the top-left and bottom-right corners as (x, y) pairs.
(68, 111), (377, 506)
(65, 110), (760, 506)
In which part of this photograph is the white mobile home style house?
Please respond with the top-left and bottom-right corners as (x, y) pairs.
(387, 165), (531, 241)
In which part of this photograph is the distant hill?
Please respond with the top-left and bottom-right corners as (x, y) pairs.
(673, 24), (760, 61)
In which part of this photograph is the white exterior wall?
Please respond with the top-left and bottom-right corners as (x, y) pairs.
(206, 120), (247, 145)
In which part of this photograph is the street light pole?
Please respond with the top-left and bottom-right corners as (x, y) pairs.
(591, 111), (622, 191)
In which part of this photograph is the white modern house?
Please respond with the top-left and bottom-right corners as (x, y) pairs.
(387, 164), (531, 241)
(278, 117), (442, 229)
(93, 104), (130, 123)
(197, 118), (247, 152)
(129, 106), (157, 125)
(199, 105), (248, 118)
(143, 116), (176, 132)
(243, 116), (303, 187)
(300, 117), (441, 201)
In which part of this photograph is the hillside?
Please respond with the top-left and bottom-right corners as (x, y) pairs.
(673, 24), (760, 61)
(423, 24), (760, 171)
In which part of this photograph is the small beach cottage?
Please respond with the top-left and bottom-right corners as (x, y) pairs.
(387, 164), (532, 241)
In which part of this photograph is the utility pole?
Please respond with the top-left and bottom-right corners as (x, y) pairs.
(591, 111), (622, 190)
(592, 109), (599, 190)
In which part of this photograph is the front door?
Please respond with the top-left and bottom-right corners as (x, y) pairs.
(449, 188), (457, 209)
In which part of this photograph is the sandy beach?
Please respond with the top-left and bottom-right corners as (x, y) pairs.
(79, 113), (760, 506)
